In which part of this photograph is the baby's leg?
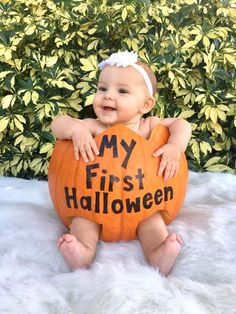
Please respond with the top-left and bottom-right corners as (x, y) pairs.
(137, 212), (183, 276)
(58, 217), (100, 270)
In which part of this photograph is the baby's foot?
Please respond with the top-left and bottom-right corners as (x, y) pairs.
(149, 233), (183, 276)
(58, 234), (93, 270)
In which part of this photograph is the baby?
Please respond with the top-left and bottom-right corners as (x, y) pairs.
(51, 51), (192, 276)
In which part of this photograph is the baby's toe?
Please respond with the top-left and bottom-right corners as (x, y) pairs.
(62, 233), (76, 243)
(57, 236), (65, 247)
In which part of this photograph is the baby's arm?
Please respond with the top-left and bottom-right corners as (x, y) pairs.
(51, 115), (99, 162)
(150, 117), (192, 181)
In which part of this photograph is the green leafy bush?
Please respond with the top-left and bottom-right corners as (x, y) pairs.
(0, 0), (235, 178)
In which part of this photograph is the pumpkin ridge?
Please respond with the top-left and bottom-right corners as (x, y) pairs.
(48, 140), (69, 222)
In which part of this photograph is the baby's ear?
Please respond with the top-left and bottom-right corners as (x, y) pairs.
(140, 96), (155, 114)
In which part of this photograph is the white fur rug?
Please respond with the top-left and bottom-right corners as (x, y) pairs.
(0, 172), (236, 314)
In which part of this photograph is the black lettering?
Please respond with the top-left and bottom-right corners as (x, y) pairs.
(80, 196), (91, 210)
(123, 175), (133, 191)
(108, 175), (120, 191)
(135, 168), (145, 190)
(99, 135), (118, 157)
(154, 189), (163, 205)
(164, 186), (173, 201)
(120, 139), (136, 168)
(86, 163), (99, 189)
(100, 169), (107, 191)
(112, 199), (123, 214)
(103, 192), (108, 213)
(143, 192), (153, 209)
(126, 197), (141, 213)
(95, 191), (100, 213)
(64, 187), (78, 209)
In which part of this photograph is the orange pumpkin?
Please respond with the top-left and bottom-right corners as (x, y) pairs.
(48, 124), (188, 242)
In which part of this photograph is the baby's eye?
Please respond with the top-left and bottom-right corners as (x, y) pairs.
(119, 88), (128, 94)
(98, 86), (107, 92)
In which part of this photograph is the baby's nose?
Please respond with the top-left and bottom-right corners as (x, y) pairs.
(105, 90), (114, 100)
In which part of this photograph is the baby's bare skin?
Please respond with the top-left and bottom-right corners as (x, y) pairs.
(148, 233), (183, 276)
(58, 234), (94, 270)
(58, 213), (183, 276)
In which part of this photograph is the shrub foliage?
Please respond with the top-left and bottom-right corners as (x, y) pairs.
(0, 0), (235, 178)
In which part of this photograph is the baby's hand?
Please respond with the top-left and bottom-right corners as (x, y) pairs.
(71, 127), (99, 162)
(153, 143), (181, 181)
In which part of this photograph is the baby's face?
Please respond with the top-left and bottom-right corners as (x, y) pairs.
(93, 66), (150, 127)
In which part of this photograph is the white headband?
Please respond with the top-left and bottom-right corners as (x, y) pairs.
(98, 51), (153, 96)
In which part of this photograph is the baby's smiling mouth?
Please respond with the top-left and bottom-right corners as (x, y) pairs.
(103, 106), (116, 111)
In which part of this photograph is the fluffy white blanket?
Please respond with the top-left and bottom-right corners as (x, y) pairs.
(0, 172), (236, 314)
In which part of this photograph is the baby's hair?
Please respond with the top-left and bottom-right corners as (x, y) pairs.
(136, 61), (157, 97)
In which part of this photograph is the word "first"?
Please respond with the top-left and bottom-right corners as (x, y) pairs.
(86, 164), (145, 192)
